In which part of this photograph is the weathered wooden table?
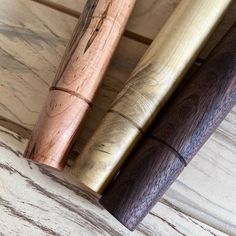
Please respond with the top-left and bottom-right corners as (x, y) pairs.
(0, 0), (235, 235)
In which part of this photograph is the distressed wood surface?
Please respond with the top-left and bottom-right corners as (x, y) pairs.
(0, 0), (76, 129)
(0, 125), (229, 236)
(0, 0), (236, 235)
(70, 0), (232, 194)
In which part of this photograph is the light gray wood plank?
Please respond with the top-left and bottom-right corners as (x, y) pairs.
(0, 125), (228, 236)
(0, 0), (235, 234)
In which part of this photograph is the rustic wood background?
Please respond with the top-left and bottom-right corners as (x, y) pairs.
(0, 0), (235, 235)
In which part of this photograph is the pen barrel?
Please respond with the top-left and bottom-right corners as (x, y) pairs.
(71, 0), (232, 192)
(100, 23), (236, 231)
(24, 0), (136, 170)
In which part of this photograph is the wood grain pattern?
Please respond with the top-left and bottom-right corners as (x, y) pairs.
(0, 125), (229, 236)
(100, 23), (236, 231)
(32, 0), (153, 45)
(164, 126), (236, 235)
(2, 0), (235, 131)
(24, 0), (136, 170)
(49, 0), (236, 60)
(1, 0), (236, 234)
(0, 0), (77, 130)
(70, 0), (232, 193)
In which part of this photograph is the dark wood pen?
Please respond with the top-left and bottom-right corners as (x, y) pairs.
(100, 23), (236, 231)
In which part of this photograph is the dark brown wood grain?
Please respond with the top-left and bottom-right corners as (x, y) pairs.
(100, 23), (236, 231)
(102, 139), (184, 230)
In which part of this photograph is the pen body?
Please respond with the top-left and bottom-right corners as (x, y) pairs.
(71, 0), (232, 192)
(24, 0), (136, 170)
(100, 23), (236, 231)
